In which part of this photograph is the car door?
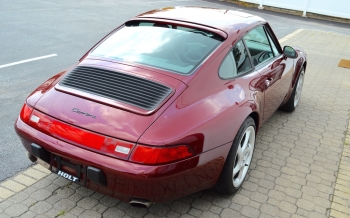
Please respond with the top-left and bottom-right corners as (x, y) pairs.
(243, 25), (294, 122)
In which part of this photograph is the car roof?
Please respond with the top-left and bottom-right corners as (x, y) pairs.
(136, 6), (265, 36)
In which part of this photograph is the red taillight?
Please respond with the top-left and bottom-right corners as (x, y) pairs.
(20, 103), (33, 123)
(130, 145), (194, 165)
(27, 109), (134, 159)
(30, 110), (105, 150)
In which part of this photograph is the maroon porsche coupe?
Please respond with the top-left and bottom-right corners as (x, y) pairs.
(15, 7), (306, 207)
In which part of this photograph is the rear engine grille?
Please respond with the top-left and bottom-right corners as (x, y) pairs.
(59, 66), (172, 110)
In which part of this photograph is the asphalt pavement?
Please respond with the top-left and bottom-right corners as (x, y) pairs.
(0, 0), (350, 182)
(1, 29), (350, 217)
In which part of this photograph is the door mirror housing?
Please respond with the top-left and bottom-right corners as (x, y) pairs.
(283, 46), (297, 58)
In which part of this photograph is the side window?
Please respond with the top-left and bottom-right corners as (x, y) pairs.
(266, 30), (279, 56)
(233, 40), (253, 74)
(243, 26), (275, 67)
(219, 40), (252, 79)
(219, 52), (237, 79)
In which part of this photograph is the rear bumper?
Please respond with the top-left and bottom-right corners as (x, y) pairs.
(15, 117), (231, 202)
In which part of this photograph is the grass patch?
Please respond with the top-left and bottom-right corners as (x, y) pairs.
(56, 210), (66, 217)
(61, 181), (72, 190)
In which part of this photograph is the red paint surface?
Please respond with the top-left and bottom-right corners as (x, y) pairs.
(15, 6), (307, 202)
(15, 117), (230, 202)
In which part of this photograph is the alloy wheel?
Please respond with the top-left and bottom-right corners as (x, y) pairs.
(232, 126), (255, 187)
(294, 71), (304, 107)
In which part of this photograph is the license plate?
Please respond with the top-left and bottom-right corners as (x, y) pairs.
(50, 154), (86, 186)
(56, 170), (79, 182)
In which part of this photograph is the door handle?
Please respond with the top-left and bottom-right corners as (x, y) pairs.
(265, 78), (273, 86)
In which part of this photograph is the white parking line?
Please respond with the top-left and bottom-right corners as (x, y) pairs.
(279, 29), (304, 43)
(0, 54), (57, 69)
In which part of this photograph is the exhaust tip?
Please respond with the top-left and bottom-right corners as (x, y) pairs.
(130, 198), (152, 208)
(27, 152), (37, 163)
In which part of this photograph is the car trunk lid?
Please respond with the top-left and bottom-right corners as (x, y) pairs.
(34, 61), (187, 143)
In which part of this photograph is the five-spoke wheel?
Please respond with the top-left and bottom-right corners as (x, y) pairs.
(233, 125), (255, 187)
(280, 67), (305, 112)
(215, 117), (256, 194)
(294, 70), (304, 107)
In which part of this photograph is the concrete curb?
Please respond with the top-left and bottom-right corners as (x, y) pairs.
(220, 0), (350, 24)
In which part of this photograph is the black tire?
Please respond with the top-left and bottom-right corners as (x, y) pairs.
(280, 67), (305, 112)
(215, 117), (256, 194)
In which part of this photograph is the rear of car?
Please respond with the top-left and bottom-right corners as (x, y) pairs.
(15, 12), (230, 203)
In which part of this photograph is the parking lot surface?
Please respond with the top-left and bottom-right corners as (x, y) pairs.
(1, 0), (350, 183)
(1, 29), (350, 217)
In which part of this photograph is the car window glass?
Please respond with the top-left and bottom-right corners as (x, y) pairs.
(243, 26), (275, 67)
(219, 52), (237, 79)
(91, 21), (224, 75)
(233, 40), (252, 74)
(139, 22), (153, 26)
(219, 40), (252, 79)
(266, 30), (279, 56)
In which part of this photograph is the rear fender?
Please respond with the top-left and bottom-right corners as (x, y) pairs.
(26, 67), (74, 107)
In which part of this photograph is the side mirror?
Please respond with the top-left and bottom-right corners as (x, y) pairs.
(283, 46), (297, 58)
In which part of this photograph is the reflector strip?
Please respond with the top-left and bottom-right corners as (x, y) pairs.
(115, 146), (130, 154)
(30, 115), (40, 123)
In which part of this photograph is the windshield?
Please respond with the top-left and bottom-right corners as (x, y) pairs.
(90, 21), (224, 75)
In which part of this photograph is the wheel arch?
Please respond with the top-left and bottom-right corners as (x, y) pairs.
(249, 111), (260, 133)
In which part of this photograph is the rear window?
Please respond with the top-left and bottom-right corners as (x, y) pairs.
(90, 21), (224, 75)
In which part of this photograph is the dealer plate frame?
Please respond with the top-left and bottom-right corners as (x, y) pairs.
(49, 154), (86, 186)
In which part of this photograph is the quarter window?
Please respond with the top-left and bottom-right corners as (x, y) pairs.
(233, 40), (253, 74)
(219, 40), (252, 79)
(243, 26), (276, 67)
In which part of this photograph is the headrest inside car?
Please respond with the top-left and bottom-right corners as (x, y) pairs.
(153, 23), (170, 28)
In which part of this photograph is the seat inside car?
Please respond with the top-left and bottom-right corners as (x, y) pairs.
(153, 23), (170, 28)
